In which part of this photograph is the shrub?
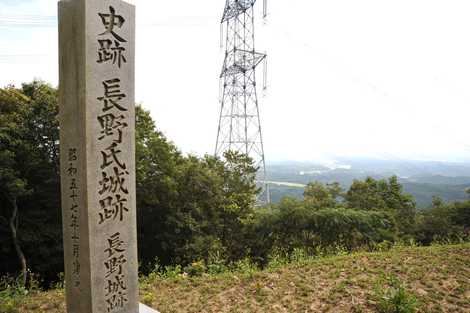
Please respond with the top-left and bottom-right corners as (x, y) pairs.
(373, 274), (420, 313)
(375, 240), (394, 252)
(142, 257), (162, 284)
(0, 275), (29, 313)
(161, 265), (183, 280)
(205, 249), (228, 275)
(290, 248), (310, 265)
(183, 261), (206, 277)
(266, 248), (289, 270)
(53, 272), (65, 291)
(141, 291), (156, 306)
(233, 258), (258, 278)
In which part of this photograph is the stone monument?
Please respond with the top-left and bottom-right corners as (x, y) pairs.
(58, 0), (157, 312)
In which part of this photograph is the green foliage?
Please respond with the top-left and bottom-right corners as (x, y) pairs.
(140, 258), (162, 285)
(160, 265), (183, 280)
(1, 84), (260, 286)
(0, 82), (62, 286)
(141, 257), (186, 281)
(452, 200), (470, 229)
(303, 181), (343, 209)
(184, 261), (206, 277)
(373, 274), (420, 313)
(1, 80), (468, 294)
(136, 105), (258, 268)
(233, 258), (258, 278)
(346, 176), (416, 235)
(290, 248), (311, 265)
(271, 198), (394, 251)
(375, 240), (394, 252)
(53, 273), (65, 291)
(266, 248), (290, 270)
(0, 275), (29, 313)
(414, 198), (469, 245)
(240, 196), (397, 268)
(206, 250), (228, 275)
(141, 291), (156, 307)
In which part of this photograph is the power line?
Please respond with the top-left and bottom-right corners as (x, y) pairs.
(0, 14), (216, 28)
(0, 54), (52, 64)
(0, 14), (57, 27)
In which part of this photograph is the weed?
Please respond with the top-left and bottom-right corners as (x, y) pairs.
(206, 262), (228, 276)
(141, 291), (156, 306)
(233, 258), (258, 278)
(373, 274), (421, 313)
(0, 275), (29, 313)
(161, 265), (183, 280)
(7, 243), (470, 313)
(184, 261), (206, 277)
(141, 257), (163, 284)
(291, 248), (310, 265)
(375, 240), (394, 252)
(53, 272), (65, 291)
(266, 249), (289, 270)
(206, 249), (229, 275)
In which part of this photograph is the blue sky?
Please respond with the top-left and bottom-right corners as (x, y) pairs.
(2, 0), (470, 163)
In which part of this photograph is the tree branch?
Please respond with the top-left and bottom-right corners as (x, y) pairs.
(0, 215), (8, 225)
(8, 196), (28, 287)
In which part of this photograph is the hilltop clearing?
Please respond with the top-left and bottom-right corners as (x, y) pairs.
(13, 244), (470, 313)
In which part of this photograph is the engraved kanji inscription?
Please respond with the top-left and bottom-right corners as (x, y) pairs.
(99, 166), (130, 195)
(99, 6), (126, 42)
(101, 142), (127, 170)
(97, 39), (127, 68)
(104, 233), (128, 312)
(98, 194), (129, 225)
(98, 113), (128, 143)
(67, 148), (80, 287)
(97, 6), (127, 68)
(97, 79), (127, 112)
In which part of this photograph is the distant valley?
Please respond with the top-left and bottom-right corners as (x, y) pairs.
(266, 158), (470, 208)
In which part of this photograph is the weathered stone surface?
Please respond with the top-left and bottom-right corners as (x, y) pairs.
(59, 1), (138, 312)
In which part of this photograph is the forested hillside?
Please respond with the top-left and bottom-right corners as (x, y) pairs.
(267, 161), (470, 207)
(1, 82), (469, 304)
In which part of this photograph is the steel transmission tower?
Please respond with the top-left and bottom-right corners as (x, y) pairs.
(216, 0), (270, 204)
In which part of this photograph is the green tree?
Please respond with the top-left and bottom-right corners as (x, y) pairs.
(345, 176), (416, 235)
(218, 151), (258, 261)
(135, 107), (258, 268)
(431, 195), (445, 209)
(251, 197), (396, 256)
(346, 177), (387, 210)
(451, 201), (470, 231)
(135, 105), (183, 265)
(303, 181), (343, 209)
(0, 82), (61, 287)
(382, 176), (416, 235)
(0, 90), (260, 282)
(0, 87), (34, 286)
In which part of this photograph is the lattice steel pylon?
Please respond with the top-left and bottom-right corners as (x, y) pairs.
(215, 0), (270, 204)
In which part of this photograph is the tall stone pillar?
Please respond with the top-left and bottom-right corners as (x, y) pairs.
(58, 1), (148, 312)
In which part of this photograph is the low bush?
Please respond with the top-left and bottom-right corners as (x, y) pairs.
(373, 274), (420, 313)
(0, 275), (29, 313)
(183, 261), (206, 277)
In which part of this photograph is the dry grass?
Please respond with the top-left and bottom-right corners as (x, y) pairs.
(15, 243), (470, 313)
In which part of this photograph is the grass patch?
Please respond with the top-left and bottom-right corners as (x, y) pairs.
(373, 274), (421, 313)
(8, 243), (470, 313)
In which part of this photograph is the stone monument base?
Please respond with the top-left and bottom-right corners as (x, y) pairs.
(139, 303), (160, 313)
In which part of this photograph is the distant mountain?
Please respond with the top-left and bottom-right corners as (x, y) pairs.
(266, 158), (470, 208)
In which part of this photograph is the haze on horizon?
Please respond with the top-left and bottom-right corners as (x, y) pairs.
(1, 0), (470, 163)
